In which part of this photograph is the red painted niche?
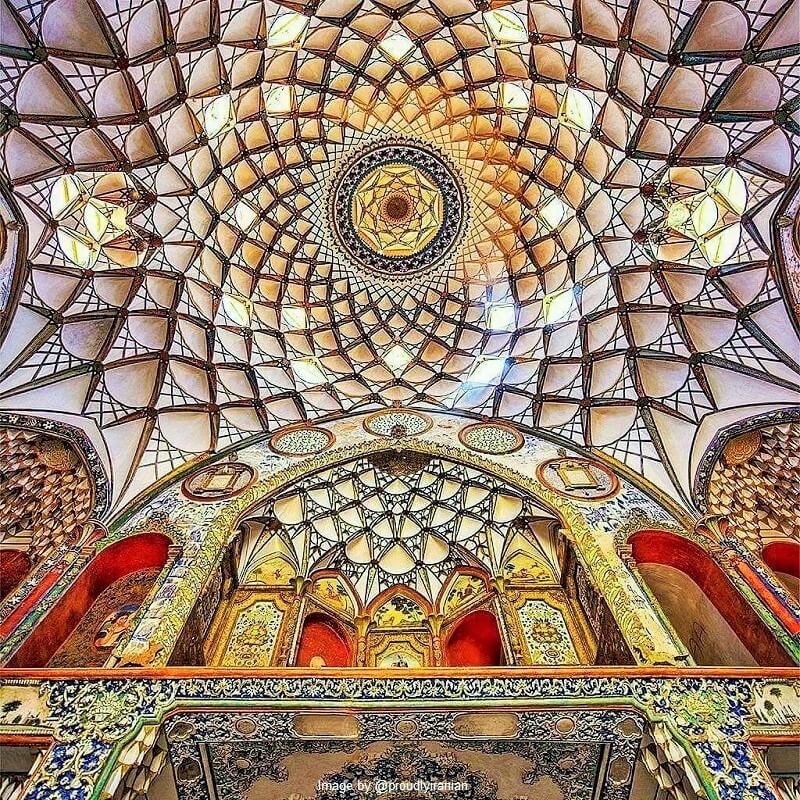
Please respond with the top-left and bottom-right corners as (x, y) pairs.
(0, 550), (32, 601)
(445, 609), (505, 667)
(7, 532), (170, 668)
(763, 541), (800, 580)
(630, 529), (793, 667)
(295, 612), (352, 667)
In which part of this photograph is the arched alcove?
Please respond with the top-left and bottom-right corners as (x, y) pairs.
(7, 532), (170, 668)
(295, 612), (353, 667)
(0, 427), (94, 577)
(444, 609), (505, 667)
(763, 541), (800, 600)
(630, 530), (792, 667)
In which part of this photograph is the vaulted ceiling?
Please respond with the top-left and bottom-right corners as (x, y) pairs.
(242, 451), (561, 604)
(0, 0), (798, 513)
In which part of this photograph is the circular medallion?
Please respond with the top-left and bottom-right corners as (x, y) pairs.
(459, 421), (524, 455)
(363, 409), (433, 438)
(722, 430), (761, 466)
(555, 717), (576, 735)
(37, 438), (80, 471)
(329, 140), (468, 276)
(394, 718), (419, 738)
(182, 460), (257, 502)
(234, 717), (257, 736)
(536, 457), (620, 501)
(269, 425), (334, 456)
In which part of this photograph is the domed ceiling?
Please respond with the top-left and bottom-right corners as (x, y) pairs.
(0, 0), (798, 511)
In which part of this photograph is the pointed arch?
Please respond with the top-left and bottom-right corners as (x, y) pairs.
(444, 609), (505, 667)
(295, 611), (353, 668)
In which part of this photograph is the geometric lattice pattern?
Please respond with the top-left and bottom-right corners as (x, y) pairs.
(351, 162), (444, 259)
(0, 0), (799, 510)
(707, 422), (800, 553)
(240, 451), (560, 604)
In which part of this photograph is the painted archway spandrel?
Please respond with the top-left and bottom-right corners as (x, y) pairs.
(108, 416), (691, 666)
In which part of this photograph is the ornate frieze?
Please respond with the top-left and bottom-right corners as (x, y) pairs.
(0, 674), (796, 800)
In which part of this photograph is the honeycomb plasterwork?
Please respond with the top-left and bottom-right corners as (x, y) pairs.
(707, 421), (800, 552)
(0, 426), (94, 565)
(243, 451), (560, 605)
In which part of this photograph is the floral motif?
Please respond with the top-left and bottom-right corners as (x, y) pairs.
(517, 600), (579, 665)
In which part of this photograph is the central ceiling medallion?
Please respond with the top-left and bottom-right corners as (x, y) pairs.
(353, 164), (442, 257)
(330, 140), (468, 277)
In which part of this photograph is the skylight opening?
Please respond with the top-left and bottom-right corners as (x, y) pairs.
(378, 32), (416, 63)
(263, 85), (295, 116)
(292, 357), (327, 387)
(483, 9), (528, 46)
(267, 12), (310, 50)
(57, 228), (99, 268)
(690, 195), (719, 237)
(711, 168), (748, 215)
(234, 200), (259, 233)
(467, 356), (508, 385)
(203, 95), (236, 138)
(558, 87), (595, 132)
(486, 303), (516, 331)
(83, 201), (127, 243)
(50, 175), (86, 220)
(222, 294), (252, 328)
(537, 195), (570, 231)
(281, 305), (309, 331)
(542, 288), (575, 325)
(498, 82), (530, 112)
(384, 343), (413, 375)
(700, 223), (742, 266)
